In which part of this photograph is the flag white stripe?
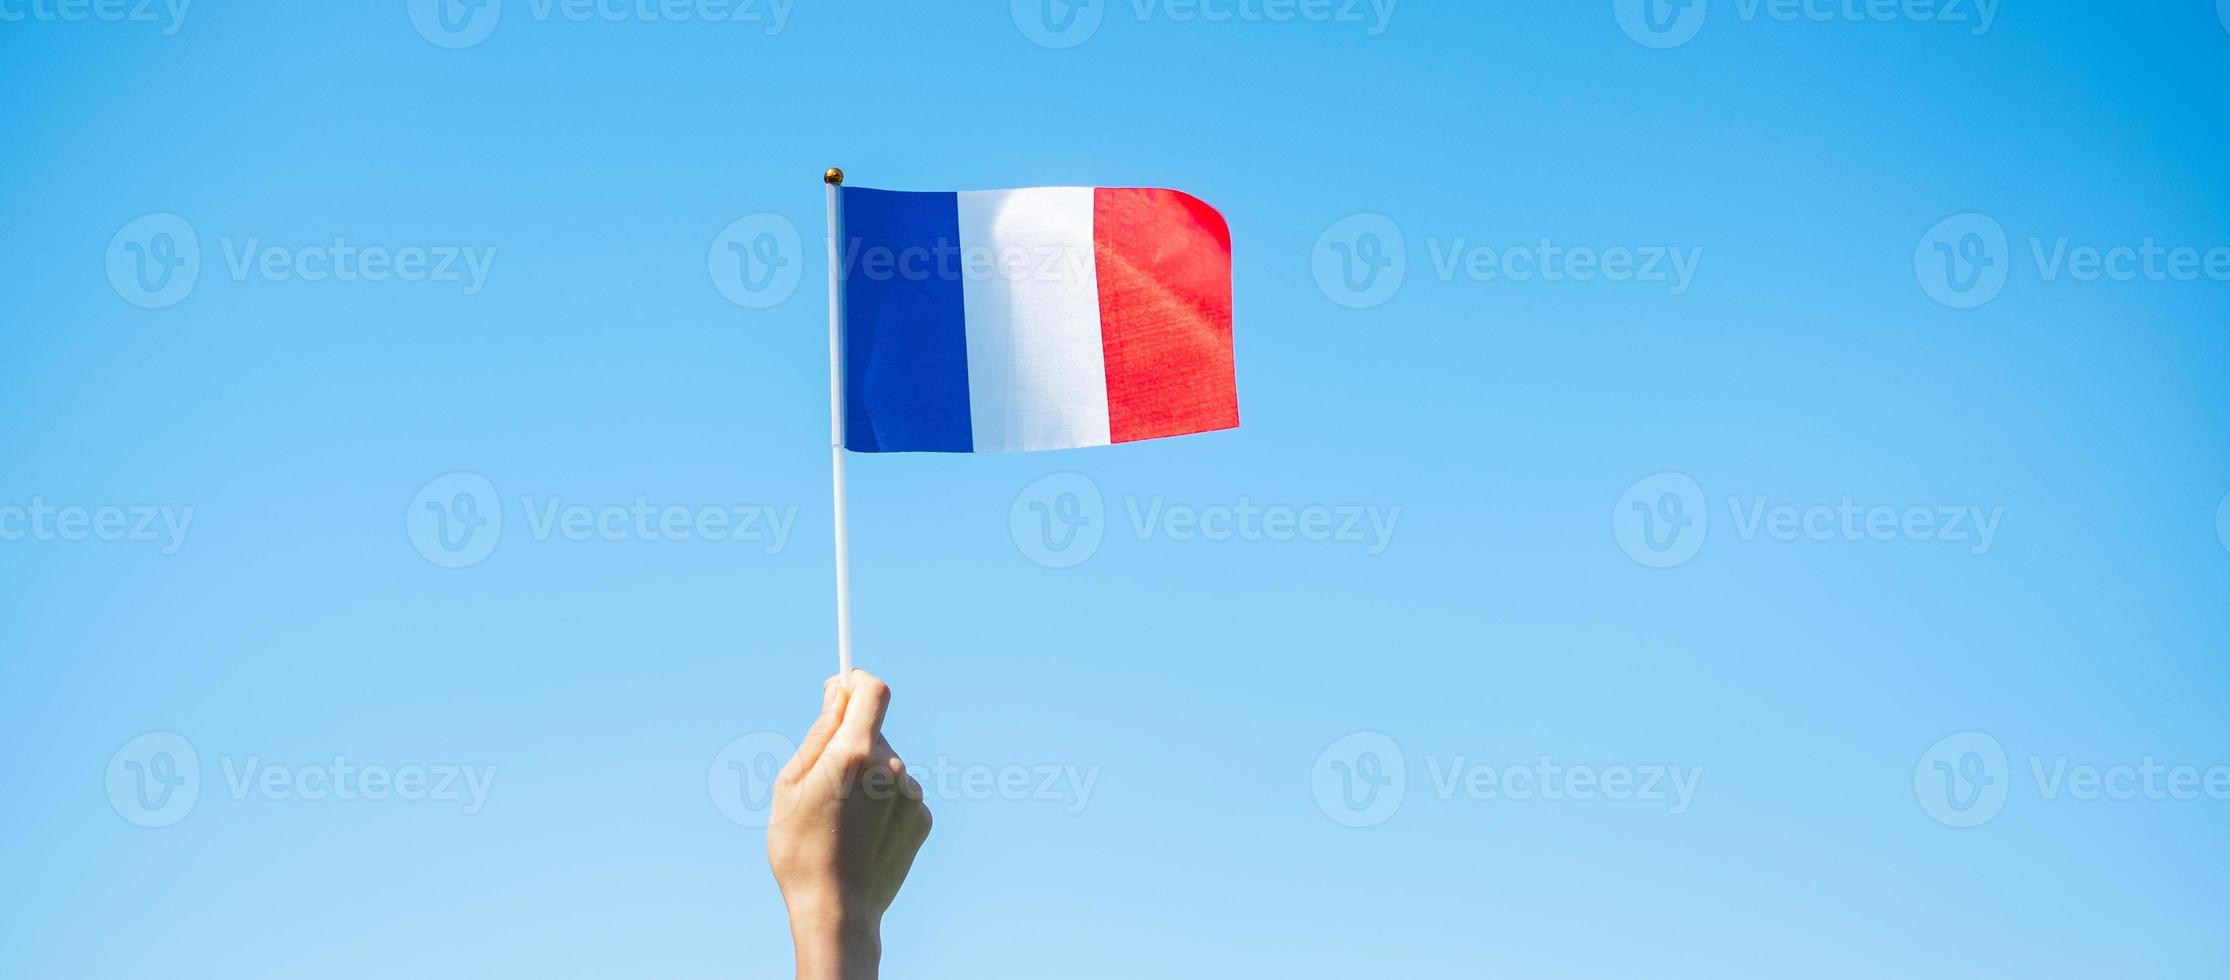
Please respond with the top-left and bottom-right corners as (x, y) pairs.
(955, 188), (1111, 453)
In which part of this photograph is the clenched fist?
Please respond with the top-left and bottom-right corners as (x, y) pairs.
(766, 670), (932, 980)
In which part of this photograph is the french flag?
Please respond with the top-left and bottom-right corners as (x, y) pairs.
(837, 185), (1238, 453)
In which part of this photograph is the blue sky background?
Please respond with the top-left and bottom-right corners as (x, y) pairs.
(5, 2), (2230, 977)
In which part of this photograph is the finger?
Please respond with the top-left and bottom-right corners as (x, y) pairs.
(782, 676), (850, 780)
(836, 668), (891, 746)
(887, 807), (932, 900)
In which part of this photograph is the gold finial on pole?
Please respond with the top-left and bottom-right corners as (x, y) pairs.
(824, 167), (845, 185)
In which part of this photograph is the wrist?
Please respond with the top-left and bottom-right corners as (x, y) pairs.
(788, 898), (883, 980)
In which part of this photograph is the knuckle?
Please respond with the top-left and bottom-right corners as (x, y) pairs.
(852, 672), (891, 702)
(834, 738), (875, 769)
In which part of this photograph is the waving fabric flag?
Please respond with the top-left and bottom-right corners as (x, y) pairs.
(837, 185), (1237, 453)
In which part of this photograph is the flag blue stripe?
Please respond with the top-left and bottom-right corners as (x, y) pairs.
(840, 187), (974, 453)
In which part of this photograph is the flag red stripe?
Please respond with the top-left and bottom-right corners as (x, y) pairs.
(1092, 188), (1239, 444)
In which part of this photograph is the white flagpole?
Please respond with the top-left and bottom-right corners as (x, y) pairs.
(823, 167), (853, 680)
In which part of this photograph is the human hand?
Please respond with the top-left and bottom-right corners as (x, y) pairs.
(767, 670), (932, 980)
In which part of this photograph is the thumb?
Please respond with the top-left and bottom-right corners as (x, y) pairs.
(782, 677), (850, 781)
